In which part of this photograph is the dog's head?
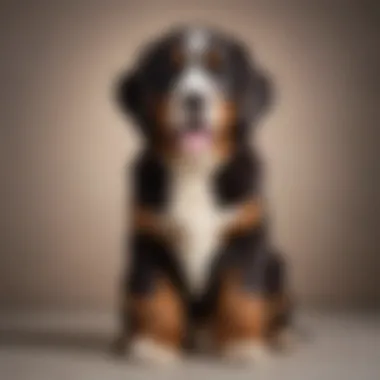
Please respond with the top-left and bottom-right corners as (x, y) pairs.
(117, 26), (272, 160)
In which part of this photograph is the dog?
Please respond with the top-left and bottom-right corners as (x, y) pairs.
(114, 25), (293, 365)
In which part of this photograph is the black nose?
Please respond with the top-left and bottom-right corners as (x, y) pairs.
(184, 93), (203, 113)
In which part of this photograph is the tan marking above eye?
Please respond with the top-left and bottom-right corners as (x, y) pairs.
(171, 46), (185, 68)
(205, 49), (222, 70)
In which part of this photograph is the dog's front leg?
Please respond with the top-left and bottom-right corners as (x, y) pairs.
(218, 197), (263, 239)
(124, 233), (186, 366)
(212, 232), (272, 365)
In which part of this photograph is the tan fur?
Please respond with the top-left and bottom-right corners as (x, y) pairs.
(154, 97), (176, 153)
(204, 48), (222, 71)
(153, 97), (238, 163)
(133, 207), (182, 246)
(171, 45), (185, 69)
(213, 273), (268, 350)
(130, 278), (185, 348)
(214, 101), (237, 160)
(133, 207), (161, 234)
(223, 198), (262, 239)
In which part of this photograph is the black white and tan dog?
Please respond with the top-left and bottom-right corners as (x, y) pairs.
(114, 25), (293, 365)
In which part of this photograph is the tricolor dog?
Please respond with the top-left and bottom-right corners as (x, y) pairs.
(114, 25), (293, 365)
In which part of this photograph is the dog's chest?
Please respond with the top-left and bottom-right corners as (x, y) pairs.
(168, 165), (224, 295)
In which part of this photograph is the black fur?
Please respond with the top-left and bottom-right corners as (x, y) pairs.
(214, 146), (262, 205)
(132, 151), (169, 211)
(116, 27), (273, 143)
(116, 27), (291, 351)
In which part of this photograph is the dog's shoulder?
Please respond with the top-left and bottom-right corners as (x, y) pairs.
(132, 149), (169, 210)
(131, 146), (262, 210)
(214, 145), (262, 206)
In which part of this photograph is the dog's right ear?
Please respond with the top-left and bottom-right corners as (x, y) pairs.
(116, 70), (144, 123)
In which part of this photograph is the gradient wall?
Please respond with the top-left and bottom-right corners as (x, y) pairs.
(1, 0), (379, 311)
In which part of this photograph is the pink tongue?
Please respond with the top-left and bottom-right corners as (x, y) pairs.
(180, 131), (210, 154)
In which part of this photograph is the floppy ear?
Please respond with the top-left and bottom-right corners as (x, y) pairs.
(116, 70), (155, 140)
(233, 43), (274, 136)
(116, 70), (143, 123)
(241, 67), (274, 129)
(249, 70), (273, 122)
(236, 68), (273, 142)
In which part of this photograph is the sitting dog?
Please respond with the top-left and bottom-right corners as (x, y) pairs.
(114, 25), (292, 365)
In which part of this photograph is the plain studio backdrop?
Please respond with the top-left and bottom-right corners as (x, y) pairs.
(1, 0), (379, 314)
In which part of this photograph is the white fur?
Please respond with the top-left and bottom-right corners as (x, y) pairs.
(168, 29), (222, 133)
(222, 341), (270, 364)
(168, 157), (237, 295)
(186, 28), (209, 55)
(129, 337), (181, 366)
(170, 66), (221, 131)
(166, 29), (236, 295)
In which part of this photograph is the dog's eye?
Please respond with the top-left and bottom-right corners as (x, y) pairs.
(205, 50), (222, 72)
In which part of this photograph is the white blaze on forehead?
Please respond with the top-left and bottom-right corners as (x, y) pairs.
(185, 29), (210, 55)
(175, 68), (216, 93)
(168, 28), (222, 133)
(169, 162), (233, 295)
(170, 63), (221, 132)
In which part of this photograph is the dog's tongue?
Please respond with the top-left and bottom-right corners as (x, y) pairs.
(180, 131), (211, 154)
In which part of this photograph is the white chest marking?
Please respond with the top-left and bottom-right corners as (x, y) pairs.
(169, 161), (231, 295)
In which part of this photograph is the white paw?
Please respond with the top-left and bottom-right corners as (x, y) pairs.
(129, 337), (181, 366)
(222, 341), (271, 365)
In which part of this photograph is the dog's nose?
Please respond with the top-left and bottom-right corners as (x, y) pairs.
(183, 93), (203, 114)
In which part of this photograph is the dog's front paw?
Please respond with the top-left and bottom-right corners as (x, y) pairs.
(129, 337), (182, 367)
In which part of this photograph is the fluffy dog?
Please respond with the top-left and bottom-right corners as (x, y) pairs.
(114, 25), (292, 365)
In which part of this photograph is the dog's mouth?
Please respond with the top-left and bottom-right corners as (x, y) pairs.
(178, 127), (212, 155)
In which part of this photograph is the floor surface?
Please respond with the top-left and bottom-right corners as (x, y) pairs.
(0, 311), (378, 380)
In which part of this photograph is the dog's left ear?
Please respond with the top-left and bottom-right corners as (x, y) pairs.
(239, 67), (273, 133)
(115, 69), (155, 140)
(234, 43), (274, 131)
(248, 69), (273, 123)
(236, 66), (273, 142)
(116, 70), (143, 123)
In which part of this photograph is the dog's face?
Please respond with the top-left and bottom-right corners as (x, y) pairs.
(117, 27), (272, 159)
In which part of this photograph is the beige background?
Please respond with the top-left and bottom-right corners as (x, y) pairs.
(1, 0), (379, 312)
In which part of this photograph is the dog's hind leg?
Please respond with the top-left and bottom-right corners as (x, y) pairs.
(265, 251), (296, 352)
